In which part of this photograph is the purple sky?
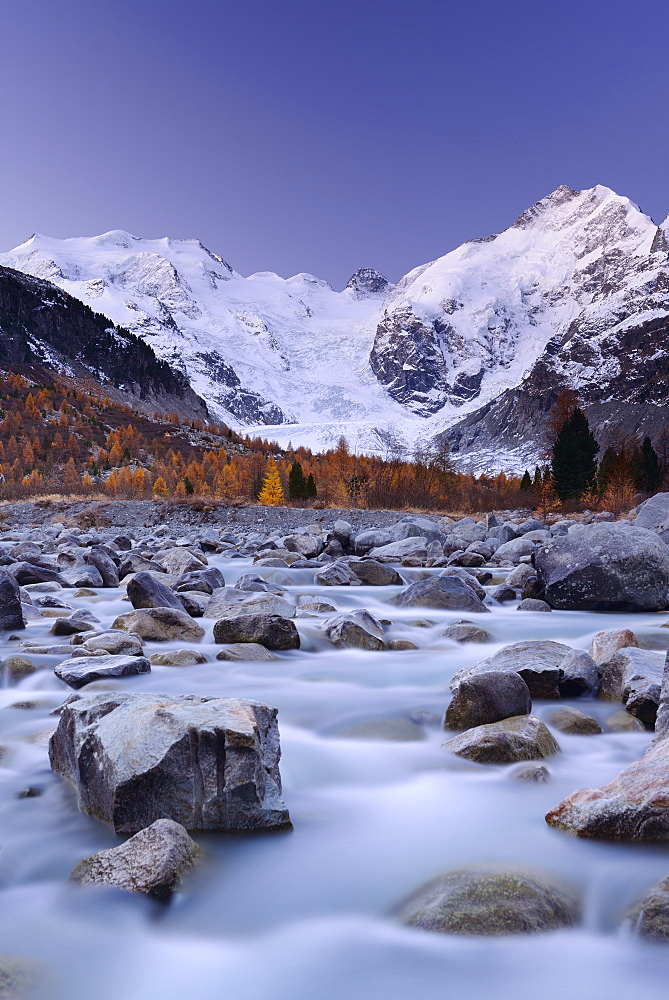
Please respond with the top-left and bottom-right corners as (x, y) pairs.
(2, 0), (668, 287)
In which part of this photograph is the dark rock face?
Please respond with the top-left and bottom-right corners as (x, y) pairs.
(127, 572), (184, 611)
(535, 524), (669, 611)
(369, 309), (453, 416)
(0, 569), (25, 630)
(394, 866), (580, 935)
(49, 692), (291, 834)
(213, 614), (300, 650)
(545, 736), (669, 840)
(398, 576), (488, 613)
(345, 268), (390, 298)
(445, 671), (531, 730)
(443, 715), (560, 764)
(0, 264), (207, 419)
(70, 818), (202, 900)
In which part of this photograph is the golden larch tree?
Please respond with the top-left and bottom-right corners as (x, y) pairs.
(257, 458), (285, 506)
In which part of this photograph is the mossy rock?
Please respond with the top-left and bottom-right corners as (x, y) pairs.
(395, 866), (580, 936)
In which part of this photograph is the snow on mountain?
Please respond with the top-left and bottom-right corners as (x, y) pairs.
(2, 184), (667, 471)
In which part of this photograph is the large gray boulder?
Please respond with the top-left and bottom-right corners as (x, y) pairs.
(72, 630), (144, 656)
(127, 572), (183, 611)
(322, 610), (385, 650)
(174, 568), (225, 594)
(156, 547), (206, 576)
(558, 650), (599, 698)
(283, 534), (324, 559)
(348, 559), (403, 586)
(315, 560), (362, 587)
(49, 692), (291, 834)
(353, 529), (392, 555)
(213, 614), (300, 650)
(112, 608), (205, 642)
(546, 735), (669, 839)
(451, 640), (573, 699)
(490, 538), (536, 564)
(367, 537), (428, 561)
(394, 866), (580, 935)
(86, 547), (120, 588)
(599, 647), (664, 727)
(398, 576), (488, 613)
(54, 653), (151, 689)
(70, 818), (201, 900)
(634, 493), (669, 544)
(445, 671), (531, 730)
(0, 569), (25, 630)
(443, 715), (560, 764)
(8, 562), (68, 586)
(535, 523), (669, 611)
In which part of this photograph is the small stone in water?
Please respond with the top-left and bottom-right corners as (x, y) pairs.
(547, 707), (602, 735)
(510, 764), (550, 782)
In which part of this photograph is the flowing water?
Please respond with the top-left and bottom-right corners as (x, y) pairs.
(1, 556), (669, 998)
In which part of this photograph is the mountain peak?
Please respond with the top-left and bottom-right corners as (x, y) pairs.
(345, 268), (391, 298)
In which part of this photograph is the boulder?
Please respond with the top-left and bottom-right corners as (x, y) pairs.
(49, 692), (291, 833)
(174, 567), (225, 594)
(490, 585), (517, 603)
(0, 569), (25, 630)
(505, 564), (537, 588)
(60, 564), (104, 588)
(441, 622), (491, 644)
(176, 591), (207, 617)
(653, 651), (669, 741)
(443, 715), (560, 764)
(451, 640), (572, 699)
(388, 639), (419, 650)
(634, 492), (669, 544)
(127, 572), (183, 611)
(606, 710), (646, 733)
(8, 562), (67, 587)
(626, 877), (669, 940)
(511, 764), (550, 783)
(215, 593), (296, 619)
(298, 601), (337, 613)
(490, 538), (536, 564)
(349, 559), (403, 586)
(70, 818), (201, 900)
(149, 649), (208, 666)
(589, 628), (639, 666)
(215, 643), (278, 661)
(558, 650), (599, 697)
(50, 610), (100, 636)
(546, 707), (602, 735)
(86, 547), (120, 588)
(112, 608), (205, 642)
(315, 560), (362, 587)
(599, 647), (664, 727)
(322, 610), (385, 650)
(72, 630), (144, 656)
(119, 553), (159, 578)
(213, 614), (300, 650)
(366, 537), (428, 561)
(445, 671), (531, 730)
(535, 523), (669, 611)
(438, 567), (486, 599)
(546, 736), (669, 839)
(156, 548), (206, 576)
(54, 653), (151, 689)
(394, 866), (580, 935)
(283, 534), (324, 559)
(517, 598), (552, 612)
(398, 576), (488, 613)
(202, 587), (250, 618)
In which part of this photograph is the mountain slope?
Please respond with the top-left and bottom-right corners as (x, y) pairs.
(0, 264), (207, 420)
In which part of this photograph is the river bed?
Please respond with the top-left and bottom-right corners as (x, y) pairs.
(1, 555), (669, 999)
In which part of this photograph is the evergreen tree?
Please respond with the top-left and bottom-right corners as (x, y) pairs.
(305, 472), (317, 497)
(551, 407), (599, 500)
(520, 469), (532, 491)
(636, 436), (662, 494)
(532, 466), (542, 492)
(288, 460), (307, 499)
(597, 446), (620, 494)
(257, 459), (285, 506)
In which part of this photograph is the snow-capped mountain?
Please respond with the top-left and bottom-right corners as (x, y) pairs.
(2, 183), (668, 470)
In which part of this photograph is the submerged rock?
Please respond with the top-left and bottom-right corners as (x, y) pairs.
(626, 876), (669, 941)
(394, 865), (580, 935)
(443, 715), (560, 764)
(547, 707), (602, 735)
(215, 643), (278, 661)
(49, 692), (291, 834)
(70, 818), (201, 900)
(441, 622), (491, 643)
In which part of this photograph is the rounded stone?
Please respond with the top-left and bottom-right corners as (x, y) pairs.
(394, 866), (580, 935)
(547, 707), (602, 735)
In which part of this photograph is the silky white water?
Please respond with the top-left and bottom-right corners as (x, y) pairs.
(1, 557), (669, 999)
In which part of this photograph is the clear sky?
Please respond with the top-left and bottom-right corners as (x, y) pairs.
(1, 0), (667, 287)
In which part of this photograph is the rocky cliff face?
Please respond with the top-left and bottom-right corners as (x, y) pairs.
(0, 265), (208, 420)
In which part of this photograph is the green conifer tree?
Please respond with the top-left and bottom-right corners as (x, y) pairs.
(551, 407), (599, 500)
(288, 460), (307, 499)
(636, 436), (662, 494)
(532, 466), (542, 492)
(305, 472), (317, 498)
(520, 470), (532, 491)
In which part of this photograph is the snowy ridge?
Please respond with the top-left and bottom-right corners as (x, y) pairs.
(2, 184), (668, 470)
